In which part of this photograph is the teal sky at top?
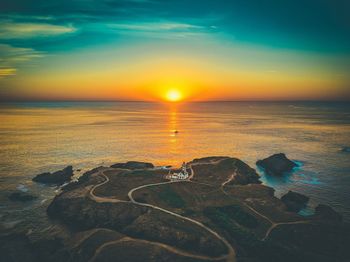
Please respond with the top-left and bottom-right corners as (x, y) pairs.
(0, 0), (349, 100)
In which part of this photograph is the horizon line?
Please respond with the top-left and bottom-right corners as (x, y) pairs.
(1, 99), (350, 103)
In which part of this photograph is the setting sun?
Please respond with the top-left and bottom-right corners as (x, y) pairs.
(166, 89), (182, 102)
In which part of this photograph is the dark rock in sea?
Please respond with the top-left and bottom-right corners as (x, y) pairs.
(110, 161), (154, 170)
(341, 146), (350, 153)
(256, 153), (297, 176)
(281, 191), (309, 212)
(32, 166), (73, 185)
(8, 191), (37, 202)
(315, 204), (342, 222)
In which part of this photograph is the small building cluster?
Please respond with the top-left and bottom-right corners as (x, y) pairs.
(167, 162), (189, 180)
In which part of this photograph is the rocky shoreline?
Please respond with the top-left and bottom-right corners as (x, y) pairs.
(2, 156), (350, 262)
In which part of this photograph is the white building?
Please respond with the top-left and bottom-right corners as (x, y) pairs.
(168, 162), (189, 180)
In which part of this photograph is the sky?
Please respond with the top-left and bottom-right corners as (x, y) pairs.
(0, 0), (349, 101)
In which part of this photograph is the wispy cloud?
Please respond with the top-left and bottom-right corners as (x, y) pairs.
(104, 20), (217, 39)
(0, 14), (55, 22)
(0, 22), (76, 39)
(0, 44), (44, 79)
(0, 68), (17, 78)
(108, 22), (203, 31)
(0, 44), (45, 62)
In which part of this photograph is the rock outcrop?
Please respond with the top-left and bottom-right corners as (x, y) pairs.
(32, 166), (73, 185)
(315, 204), (342, 222)
(256, 153), (297, 176)
(281, 190), (309, 212)
(110, 161), (154, 170)
(61, 166), (103, 192)
(341, 146), (350, 153)
(230, 158), (261, 185)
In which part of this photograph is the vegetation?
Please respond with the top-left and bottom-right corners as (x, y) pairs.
(123, 170), (154, 177)
(220, 205), (258, 228)
(157, 185), (186, 208)
(203, 206), (303, 262)
(203, 206), (259, 244)
(206, 205), (258, 228)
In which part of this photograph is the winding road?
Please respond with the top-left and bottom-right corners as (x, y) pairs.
(128, 181), (235, 261)
(262, 219), (310, 241)
(220, 170), (309, 241)
(89, 161), (236, 262)
(90, 170), (129, 203)
(89, 236), (227, 262)
(89, 158), (309, 261)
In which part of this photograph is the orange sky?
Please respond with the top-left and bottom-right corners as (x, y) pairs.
(1, 17), (349, 102)
(2, 42), (349, 102)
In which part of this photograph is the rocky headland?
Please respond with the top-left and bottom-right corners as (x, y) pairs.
(2, 156), (350, 262)
(32, 166), (74, 185)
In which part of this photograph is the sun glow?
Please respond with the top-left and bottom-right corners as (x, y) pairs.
(166, 89), (182, 102)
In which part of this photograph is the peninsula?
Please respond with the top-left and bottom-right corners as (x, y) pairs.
(2, 157), (349, 262)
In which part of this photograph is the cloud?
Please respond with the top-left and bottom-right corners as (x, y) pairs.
(0, 44), (45, 62)
(108, 22), (203, 31)
(0, 44), (44, 79)
(0, 68), (17, 78)
(104, 20), (217, 39)
(0, 22), (76, 39)
(0, 14), (55, 22)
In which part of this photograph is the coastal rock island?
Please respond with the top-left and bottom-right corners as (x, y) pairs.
(32, 166), (74, 185)
(256, 153), (297, 176)
(3, 156), (350, 262)
(281, 190), (309, 212)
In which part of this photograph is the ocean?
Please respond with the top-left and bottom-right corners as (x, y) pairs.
(1, 101), (350, 232)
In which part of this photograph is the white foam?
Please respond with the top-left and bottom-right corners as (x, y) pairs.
(16, 184), (29, 192)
